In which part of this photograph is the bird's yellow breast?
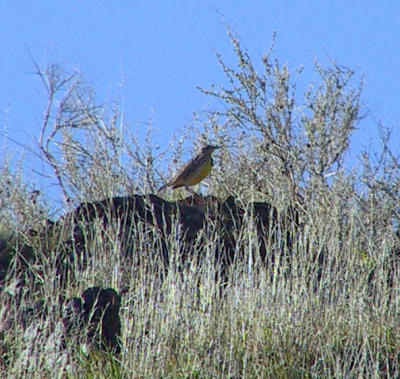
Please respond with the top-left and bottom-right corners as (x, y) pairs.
(186, 155), (212, 185)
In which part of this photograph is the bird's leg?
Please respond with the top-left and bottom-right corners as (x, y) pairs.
(185, 185), (201, 197)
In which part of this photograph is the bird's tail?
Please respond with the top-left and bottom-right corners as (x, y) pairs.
(157, 183), (169, 192)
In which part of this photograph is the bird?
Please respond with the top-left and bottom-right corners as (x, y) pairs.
(158, 145), (220, 194)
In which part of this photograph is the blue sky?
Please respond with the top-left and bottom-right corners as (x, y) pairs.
(1, 1), (400, 188)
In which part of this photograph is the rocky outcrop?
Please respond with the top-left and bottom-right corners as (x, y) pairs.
(0, 194), (300, 361)
(1, 194), (300, 286)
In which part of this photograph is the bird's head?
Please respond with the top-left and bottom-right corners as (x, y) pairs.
(201, 145), (220, 154)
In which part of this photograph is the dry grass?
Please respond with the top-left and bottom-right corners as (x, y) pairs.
(1, 196), (400, 377)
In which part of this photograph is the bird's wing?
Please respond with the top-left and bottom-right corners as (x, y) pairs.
(158, 152), (205, 191)
(172, 153), (205, 181)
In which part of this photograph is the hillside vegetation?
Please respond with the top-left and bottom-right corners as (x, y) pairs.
(1, 33), (400, 377)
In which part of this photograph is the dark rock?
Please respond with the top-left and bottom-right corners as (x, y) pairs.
(62, 287), (122, 354)
(1, 194), (302, 289)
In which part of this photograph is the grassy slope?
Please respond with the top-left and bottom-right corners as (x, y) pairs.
(1, 193), (400, 378)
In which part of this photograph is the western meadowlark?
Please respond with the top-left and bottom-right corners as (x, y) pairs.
(158, 145), (220, 194)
